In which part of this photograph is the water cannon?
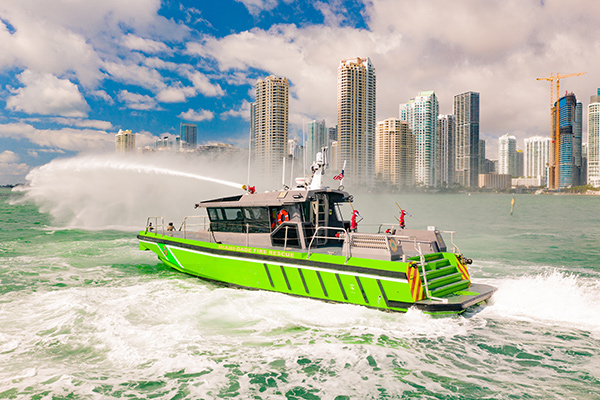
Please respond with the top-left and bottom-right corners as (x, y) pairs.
(242, 184), (256, 194)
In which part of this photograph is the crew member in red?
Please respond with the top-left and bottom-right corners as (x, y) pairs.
(350, 209), (363, 232)
(399, 209), (411, 229)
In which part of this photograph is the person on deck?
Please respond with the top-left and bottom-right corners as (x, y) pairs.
(350, 209), (362, 232)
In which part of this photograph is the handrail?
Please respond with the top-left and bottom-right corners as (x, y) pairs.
(145, 217), (164, 235)
(438, 230), (460, 253)
(417, 242), (448, 303)
(306, 226), (349, 261)
(178, 215), (210, 239)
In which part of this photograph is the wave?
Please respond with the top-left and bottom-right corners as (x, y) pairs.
(481, 269), (600, 334)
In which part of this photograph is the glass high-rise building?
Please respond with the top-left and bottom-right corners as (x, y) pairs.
(437, 114), (455, 186)
(498, 134), (517, 177)
(306, 119), (327, 169)
(180, 123), (197, 148)
(400, 91), (439, 187)
(588, 89), (600, 187)
(251, 76), (289, 180)
(337, 57), (376, 186)
(554, 93), (582, 188)
(375, 118), (415, 187)
(453, 91), (480, 187)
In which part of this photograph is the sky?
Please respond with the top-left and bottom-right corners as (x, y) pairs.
(0, 0), (599, 184)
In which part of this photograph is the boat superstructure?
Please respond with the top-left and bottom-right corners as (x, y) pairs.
(138, 150), (495, 314)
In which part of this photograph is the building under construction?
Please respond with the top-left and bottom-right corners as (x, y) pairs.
(553, 93), (583, 188)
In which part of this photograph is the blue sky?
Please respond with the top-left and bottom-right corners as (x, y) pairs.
(1, 0), (599, 184)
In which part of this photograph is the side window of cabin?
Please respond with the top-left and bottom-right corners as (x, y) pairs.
(244, 207), (269, 233)
(207, 207), (244, 232)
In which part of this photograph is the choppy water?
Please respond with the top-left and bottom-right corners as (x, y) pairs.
(1, 181), (600, 399)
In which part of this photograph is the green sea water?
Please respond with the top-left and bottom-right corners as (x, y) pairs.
(1, 184), (600, 399)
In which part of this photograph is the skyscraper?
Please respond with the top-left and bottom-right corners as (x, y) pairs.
(115, 129), (135, 153)
(554, 93), (582, 188)
(375, 118), (415, 187)
(437, 114), (455, 186)
(306, 119), (327, 168)
(337, 57), (376, 185)
(400, 91), (439, 187)
(524, 136), (551, 184)
(588, 89), (600, 187)
(252, 76), (289, 180)
(498, 134), (517, 176)
(454, 91), (480, 187)
(478, 140), (486, 177)
(180, 123), (197, 148)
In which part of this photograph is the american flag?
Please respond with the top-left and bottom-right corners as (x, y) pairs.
(333, 170), (344, 180)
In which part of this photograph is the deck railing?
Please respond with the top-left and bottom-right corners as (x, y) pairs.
(306, 226), (349, 261)
(178, 215), (210, 239)
(145, 217), (164, 235)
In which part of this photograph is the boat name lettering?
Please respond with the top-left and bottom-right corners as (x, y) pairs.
(217, 244), (294, 258)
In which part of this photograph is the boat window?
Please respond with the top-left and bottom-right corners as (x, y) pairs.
(207, 207), (270, 233)
(207, 207), (243, 232)
(271, 223), (301, 248)
(243, 207), (270, 233)
(223, 208), (244, 221)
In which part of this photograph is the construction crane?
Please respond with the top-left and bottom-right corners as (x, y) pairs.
(536, 72), (586, 189)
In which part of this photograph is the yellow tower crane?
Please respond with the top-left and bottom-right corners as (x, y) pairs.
(536, 72), (586, 189)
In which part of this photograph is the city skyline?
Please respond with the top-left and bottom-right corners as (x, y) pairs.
(1, 0), (600, 184)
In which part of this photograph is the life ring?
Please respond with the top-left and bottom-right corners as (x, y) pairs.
(277, 209), (289, 225)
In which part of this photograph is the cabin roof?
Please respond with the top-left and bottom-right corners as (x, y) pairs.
(197, 188), (351, 208)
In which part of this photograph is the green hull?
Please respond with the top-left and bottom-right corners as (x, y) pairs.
(138, 231), (495, 314)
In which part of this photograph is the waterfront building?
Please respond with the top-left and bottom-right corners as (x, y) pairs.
(478, 140), (486, 179)
(582, 142), (588, 185)
(115, 129), (135, 153)
(498, 134), (517, 177)
(154, 135), (182, 151)
(330, 141), (340, 172)
(375, 118), (415, 187)
(251, 76), (289, 180)
(588, 89), (600, 187)
(512, 177), (544, 188)
(306, 120), (328, 170)
(437, 114), (455, 187)
(553, 93), (582, 188)
(328, 126), (338, 144)
(400, 91), (439, 187)
(478, 173), (511, 190)
(454, 91), (480, 187)
(516, 150), (524, 177)
(524, 136), (551, 185)
(337, 57), (376, 186)
(180, 123), (197, 149)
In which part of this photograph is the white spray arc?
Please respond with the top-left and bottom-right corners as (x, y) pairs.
(39, 157), (245, 190)
(17, 153), (248, 230)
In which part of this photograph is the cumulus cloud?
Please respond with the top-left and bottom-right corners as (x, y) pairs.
(221, 100), (252, 120)
(103, 61), (166, 91)
(178, 109), (215, 122)
(0, 162), (30, 184)
(0, 0), (187, 87)
(91, 90), (114, 104)
(187, 0), (600, 156)
(235, 0), (282, 16)
(0, 122), (113, 153)
(46, 118), (114, 130)
(118, 90), (158, 110)
(6, 70), (90, 117)
(0, 150), (19, 163)
(123, 34), (170, 54)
